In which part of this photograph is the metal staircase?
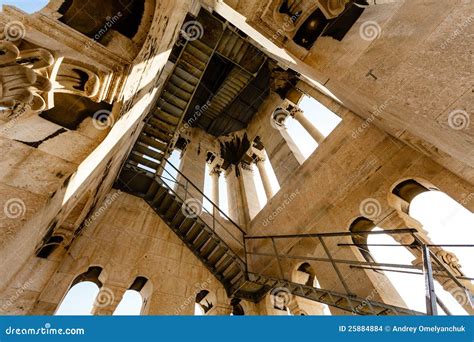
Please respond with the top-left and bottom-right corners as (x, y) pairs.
(116, 158), (427, 315)
(247, 273), (423, 315)
(129, 15), (223, 171)
(114, 9), (432, 316)
(116, 161), (268, 302)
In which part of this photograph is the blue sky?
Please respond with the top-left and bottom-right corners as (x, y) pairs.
(0, 0), (48, 13)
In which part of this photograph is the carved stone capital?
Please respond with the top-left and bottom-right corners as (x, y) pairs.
(0, 40), (54, 118)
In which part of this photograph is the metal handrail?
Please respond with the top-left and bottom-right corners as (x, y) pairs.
(161, 157), (246, 235)
(150, 159), (246, 253)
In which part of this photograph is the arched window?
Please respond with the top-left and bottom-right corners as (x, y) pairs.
(113, 290), (143, 316)
(114, 276), (148, 315)
(230, 298), (245, 316)
(55, 266), (103, 315)
(292, 262), (330, 315)
(55, 281), (100, 315)
(349, 217), (377, 264)
(195, 290), (215, 315)
(408, 188), (473, 314)
(284, 95), (341, 159)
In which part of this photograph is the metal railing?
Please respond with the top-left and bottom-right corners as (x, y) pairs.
(148, 158), (247, 256)
(244, 228), (474, 315)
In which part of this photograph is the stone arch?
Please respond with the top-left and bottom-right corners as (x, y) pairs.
(52, 0), (156, 58)
(114, 276), (150, 315)
(389, 178), (434, 213)
(348, 217), (376, 264)
(230, 298), (245, 315)
(195, 289), (216, 315)
(55, 266), (104, 314)
(389, 178), (474, 314)
(290, 262), (327, 315)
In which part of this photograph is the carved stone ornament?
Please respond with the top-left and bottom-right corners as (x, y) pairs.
(0, 40), (54, 119)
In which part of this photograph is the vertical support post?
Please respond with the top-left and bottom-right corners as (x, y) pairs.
(243, 236), (249, 280)
(291, 109), (325, 144)
(319, 237), (352, 295)
(255, 157), (275, 200)
(422, 244), (438, 315)
(271, 238), (285, 280)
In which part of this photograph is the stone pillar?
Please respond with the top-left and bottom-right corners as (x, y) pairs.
(291, 109), (325, 144)
(176, 135), (206, 203)
(240, 164), (261, 220)
(379, 210), (474, 314)
(247, 92), (304, 186)
(255, 157), (275, 200)
(209, 168), (220, 216)
(237, 165), (251, 225)
(91, 284), (126, 315)
(225, 167), (245, 226)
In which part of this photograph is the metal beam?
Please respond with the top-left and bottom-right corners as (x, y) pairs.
(245, 228), (418, 240)
(339, 243), (474, 248)
(319, 237), (352, 295)
(247, 250), (443, 271)
(422, 244), (438, 315)
(349, 265), (474, 281)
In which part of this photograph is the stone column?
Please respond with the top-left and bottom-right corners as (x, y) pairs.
(225, 167), (244, 226)
(209, 168), (220, 216)
(240, 163), (261, 220)
(247, 92), (304, 186)
(176, 136), (206, 204)
(291, 109), (325, 144)
(237, 165), (251, 225)
(379, 209), (474, 314)
(91, 284), (126, 315)
(255, 157), (275, 200)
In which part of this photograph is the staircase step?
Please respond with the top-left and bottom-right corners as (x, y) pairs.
(188, 39), (213, 56)
(199, 239), (219, 259)
(144, 124), (172, 143)
(144, 181), (159, 201)
(134, 143), (164, 162)
(130, 152), (160, 170)
(148, 117), (176, 134)
(215, 255), (233, 273)
(207, 245), (227, 265)
(180, 50), (206, 71)
(185, 222), (204, 243)
(164, 82), (192, 102)
(170, 208), (187, 228)
(158, 99), (184, 118)
(223, 264), (240, 279)
(153, 109), (180, 126)
(164, 200), (181, 221)
(230, 272), (244, 286)
(162, 91), (188, 110)
(178, 217), (196, 236)
(178, 59), (203, 79)
(158, 194), (175, 214)
(138, 133), (167, 152)
(186, 43), (211, 62)
(169, 74), (195, 93)
(174, 66), (199, 86)
(151, 187), (168, 207)
(192, 230), (212, 250)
